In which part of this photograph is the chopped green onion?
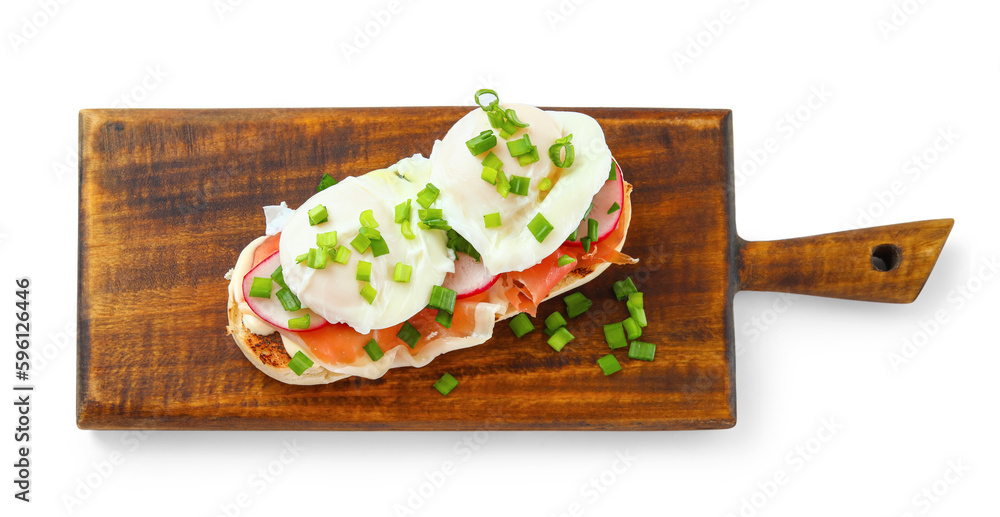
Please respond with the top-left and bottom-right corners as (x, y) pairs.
(517, 147), (540, 166)
(360, 282), (377, 304)
(603, 322), (628, 350)
(509, 313), (534, 338)
(597, 354), (622, 376)
(627, 302), (648, 327)
(581, 237), (592, 254)
(567, 229), (578, 242)
(628, 341), (656, 362)
(363, 339), (384, 361)
(557, 255), (575, 267)
(608, 202), (621, 214)
(271, 265), (287, 289)
(547, 327), (575, 352)
(249, 277), (273, 298)
(370, 237), (390, 257)
(316, 231), (338, 248)
(527, 213), (553, 243)
(588, 218), (599, 243)
(288, 314), (310, 330)
(418, 218), (451, 231)
(538, 178), (553, 191)
(433, 373), (459, 396)
(612, 277), (638, 300)
(316, 173), (337, 192)
(393, 262), (412, 283)
(482, 152), (503, 171)
(394, 199), (411, 223)
(308, 205), (328, 226)
(608, 162), (617, 181)
(307, 247), (327, 269)
(505, 108), (529, 128)
(435, 309), (453, 328)
(295, 252), (308, 263)
(506, 133), (535, 157)
(332, 245), (351, 264)
(428, 285), (457, 314)
(466, 129), (497, 156)
(548, 134), (575, 168)
(446, 230), (481, 261)
(416, 183), (440, 208)
(481, 166), (499, 186)
(276, 287), (301, 312)
(544, 311), (567, 332)
(628, 292), (644, 309)
(350, 233), (371, 253)
(397, 322), (421, 348)
(484, 212), (502, 228)
(418, 208), (443, 221)
(563, 292), (593, 318)
(622, 317), (642, 340)
(488, 109), (505, 130)
(509, 175), (530, 196)
(495, 170), (511, 198)
(356, 260), (372, 282)
(401, 219), (415, 240)
(287, 351), (313, 375)
(360, 209), (379, 228)
(359, 227), (381, 241)
(475, 89), (499, 111)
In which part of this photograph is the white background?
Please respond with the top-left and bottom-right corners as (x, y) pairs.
(2, 0), (998, 515)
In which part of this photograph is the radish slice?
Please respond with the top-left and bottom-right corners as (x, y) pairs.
(442, 252), (499, 299)
(242, 251), (328, 332)
(565, 159), (625, 246)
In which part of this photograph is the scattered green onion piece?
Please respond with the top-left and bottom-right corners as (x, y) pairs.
(495, 170), (511, 199)
(538, 178), (553, 191)
(446, 230), (481, 261)
(433, 373), (459, 396)
(316, 173), (337, 192)
(295, 252), (308, 263)
(506, 133), (534, 157)
(548, 134), (575, 168)
(307, 247), (327, 269)
(581, 238), (592, 253)
(603, 322), (628, 350)
(508, 313), (534, 338)
(622, 317), (642, 340)
(567, 229), (578, 242)
(393, 262), (412, 283)
(544, 311), (567, 332)
(484, 212), (502, 228)
(401, 219), (415, 240)
(563, 292), (593, 318)
(287, 351), (313, 375)
(418, 208), (443, 221)
(249, 277), (273, 298)
(428, 285), (457, 314)
(527, 213), (553, 243)
(509, 175), (530, 196)
(276, 287), (301, 312)
(288, 314), (310, 330)
(612, 277), (638, 301)
(628, 302), (648, 327)
(397, 322), (421, 348)
(316, 231), (338, 248)
(481, 166), (499, 186)
(360, 283), (377, 304)
(557, 255), (575, 267)
(356, 260), (372, 282)
(499, 127), (514, 140)
(608, 202), (621, 214)
(416, 183), (440, 208)
(547, 327), (575, 352)
(359, 227), (381, 241)
(394, 199), (411, 223)
(517, 147), (540, 166)
(307, 204), (328, 226)
(332, 245), (351, 264)
(482, 152), (503, 171)
(418, 218), (451, 231)
(597, 354), (622, 376)
(369, 237), (390, 257)
(350, 233), (371, 253)
(542, 327), (556, 337)
(270, 265), (288, 289)
(435, 309), (453, 328)
(628, 292), (644, 309)
(505, 108), (530, 128)
(363, 339), (384, 361)
(488, 109), (505, 130)
(360, 209), (379, 228)
(628, 341), (656, 362)
(475, 89), (499, 111)
(466, 130), (497, 156)
(608, 162), (617, 181)
(588, 218), (599, 243)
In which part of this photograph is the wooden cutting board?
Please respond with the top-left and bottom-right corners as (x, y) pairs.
(77, 107), (952, 430)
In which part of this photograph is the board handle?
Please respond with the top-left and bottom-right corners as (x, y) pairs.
(737, 219), (954, 303)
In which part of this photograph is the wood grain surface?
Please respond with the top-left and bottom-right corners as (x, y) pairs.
(77, 107), (951, 431)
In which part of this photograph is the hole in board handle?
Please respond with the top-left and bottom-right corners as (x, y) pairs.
(871, 244), (902, 272)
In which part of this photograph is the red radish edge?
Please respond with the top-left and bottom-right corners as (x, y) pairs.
(565, 159), (625, 247)
(242, 251), (329, 332)
(442, 252), (500, 299)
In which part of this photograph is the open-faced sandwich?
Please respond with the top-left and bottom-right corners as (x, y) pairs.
(226, 91), (636, 384)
